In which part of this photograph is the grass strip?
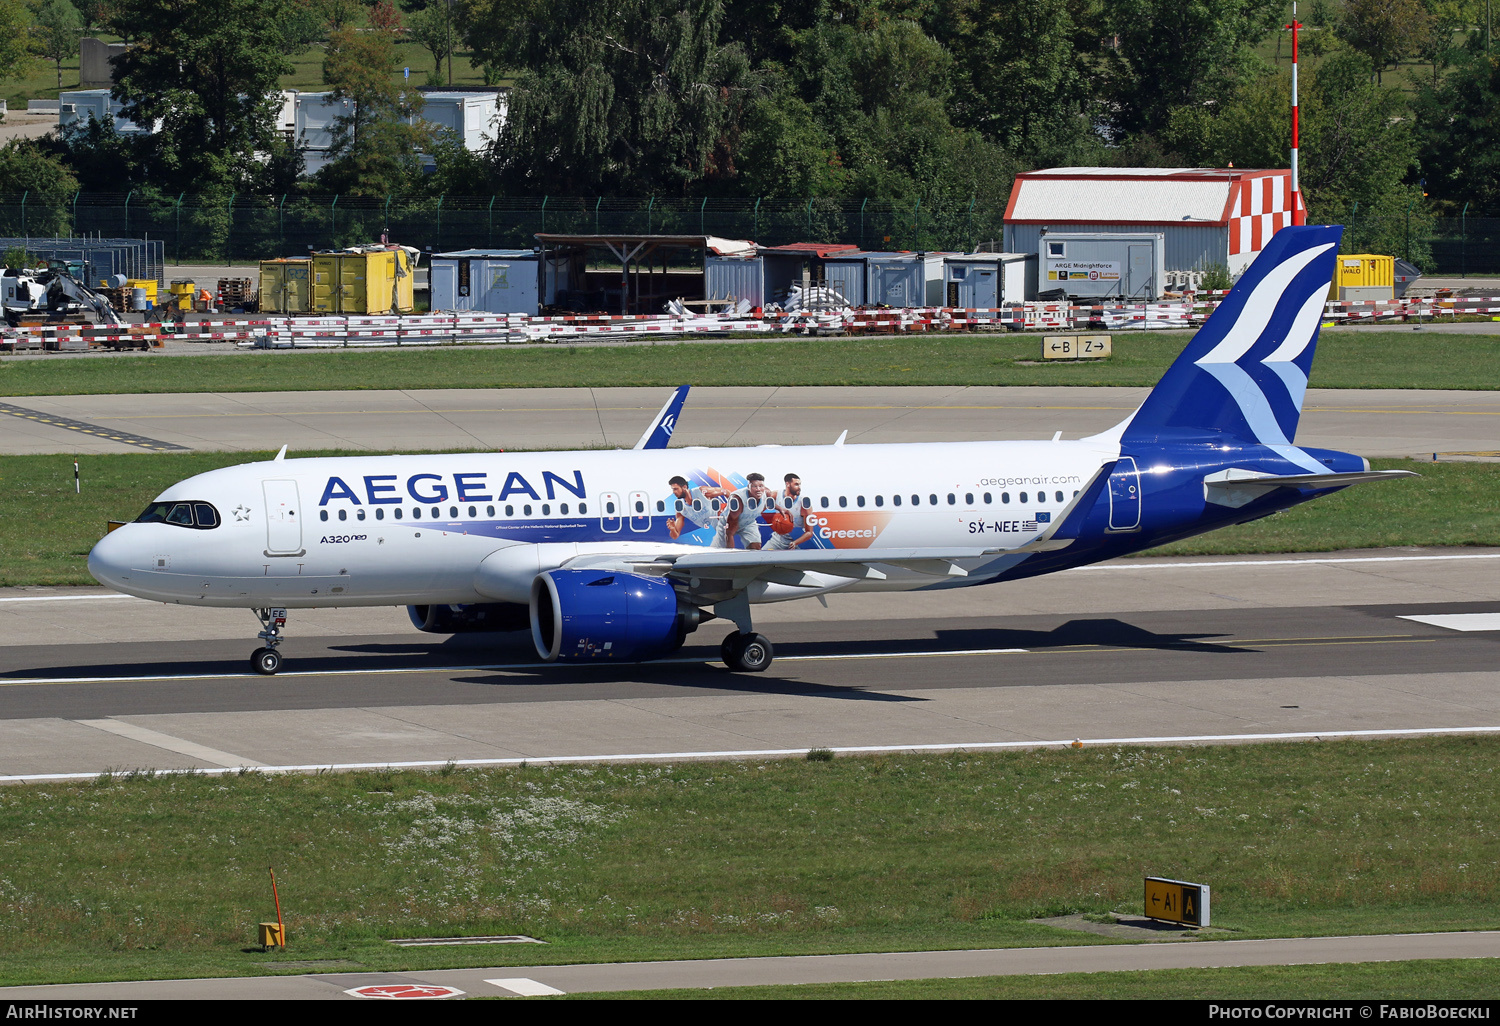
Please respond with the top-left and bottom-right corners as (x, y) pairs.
(1, 738), (1498, 986)
(567, 960), (1500, 999)
(1, 331), (1499, 395)
(2, 451), (1493, 587)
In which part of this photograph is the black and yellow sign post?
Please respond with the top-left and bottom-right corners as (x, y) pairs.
(1144, 877), (1210, 928)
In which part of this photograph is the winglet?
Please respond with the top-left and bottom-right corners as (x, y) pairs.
(274, 445), (288, 462)
(634, 386), (690, 450)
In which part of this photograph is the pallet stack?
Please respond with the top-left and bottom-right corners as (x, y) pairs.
(217, 278), (256, 311)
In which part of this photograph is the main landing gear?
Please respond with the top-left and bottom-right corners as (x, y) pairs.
(250, 607), (288, 675)
(721, 631), (774, 673)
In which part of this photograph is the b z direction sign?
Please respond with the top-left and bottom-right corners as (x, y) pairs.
(1144, 876), (1210, 927)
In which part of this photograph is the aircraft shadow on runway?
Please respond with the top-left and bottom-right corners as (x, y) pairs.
(2, 618), (1243, 685)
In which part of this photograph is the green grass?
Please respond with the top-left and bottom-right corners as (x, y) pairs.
(3, 331), (1500, 396)
(2, 738), (1499, 987)
(572, 960), (1500, 999)
(1, 452), (1492, 587)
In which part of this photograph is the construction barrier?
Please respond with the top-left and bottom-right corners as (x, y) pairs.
(1, 294), (1495, 352)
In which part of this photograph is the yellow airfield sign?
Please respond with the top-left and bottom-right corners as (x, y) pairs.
(1144, 876), (1210, 927)
(1042, 334), (1112, 360)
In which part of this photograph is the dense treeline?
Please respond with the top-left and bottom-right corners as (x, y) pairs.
(0, 0), (1492, 253)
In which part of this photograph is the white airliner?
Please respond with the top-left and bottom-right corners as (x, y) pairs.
(89, 226), (1412, 674)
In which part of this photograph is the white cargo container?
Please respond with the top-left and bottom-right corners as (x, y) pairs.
(417, 91), (503, 152)
(704, 255), (763, 309)
(865, 252), (946, 308)
(943, 253), (1036, 306)
(430, 249), (539, 314)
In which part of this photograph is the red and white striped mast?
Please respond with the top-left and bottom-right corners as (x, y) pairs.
(1289, 3), (1304, 225)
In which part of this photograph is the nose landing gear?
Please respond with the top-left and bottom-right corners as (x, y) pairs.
(251, 607), (288, 675)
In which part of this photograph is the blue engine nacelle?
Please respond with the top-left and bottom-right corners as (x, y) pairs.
(530, 569), (706, 662)
(408, 602), (531, 633)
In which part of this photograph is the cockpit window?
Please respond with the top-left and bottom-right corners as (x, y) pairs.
(134, 500), (222, 530)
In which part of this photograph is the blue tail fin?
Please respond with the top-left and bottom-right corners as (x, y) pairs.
(1122, 224), (1342, 448)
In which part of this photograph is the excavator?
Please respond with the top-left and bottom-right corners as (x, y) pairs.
(1, 261), (123, 328)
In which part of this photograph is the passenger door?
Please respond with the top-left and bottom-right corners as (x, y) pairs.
(263, 480), (305, 555)
(1107, 457), (1141, 532)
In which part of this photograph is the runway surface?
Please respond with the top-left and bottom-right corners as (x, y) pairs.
(3, 385), (1500, 457)
(4, 931), (1498, 998)
(4, 548), (1498, 781)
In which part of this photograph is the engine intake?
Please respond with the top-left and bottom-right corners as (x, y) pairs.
(530, 569), (706, 662)
(407, 602), (530, 634)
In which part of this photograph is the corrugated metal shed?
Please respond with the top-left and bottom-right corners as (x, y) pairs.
(704, 255), (763, 308)
(1003, 167), (1307, 274)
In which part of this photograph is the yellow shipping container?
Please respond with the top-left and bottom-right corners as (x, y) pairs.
(1328, 254), (1394, 301)
(168, 279), (196, 312)
(125, 278), (158, 303)
(258, 259), (312, 314)
(309, 250), (414, 314)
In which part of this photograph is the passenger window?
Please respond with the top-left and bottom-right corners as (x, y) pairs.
(1020, 492), (1028, 503)
(468, 505), (476, 517)
(1056, 490), (1064, 503)
(1073, 490), (1079, 498)
(376, 508), (385, 521)
(431, 507), (440, 518)
(561, 503), (569, 514)
(838, 496), (848, 508)
(487, 505), (495, 516)
(413, 507), (422, 519)
(356, 509), (365, 521)
(319, 510), (329, 522)
(820, 496), (829, 508)
(947, 494), (956, 505)
(542, 504), (551, 515)
(911, 494), (919, 506)
(635, 500), (645, 513)
(578, 502), (587, 514)
(692, 499), (702, 512)
(929, 494), (938, 505)
(524, 504), (533, 515)
(338, 509), (347, 521)
(166, 503), (194, 526)
(394, 508), (404, 520)
(505, 505), (514, 516)
(656, 500), (665, 512)
(607, 501), (617, 514)
(193, 503), (219, 528)
(983, 493), (992, 504)
(857, 495), (865, 508)
(1002, 492), (1010, 504)
(965, 493), (974, 505)
(893, 494), (902, 506)
(676, 499), (685, 512)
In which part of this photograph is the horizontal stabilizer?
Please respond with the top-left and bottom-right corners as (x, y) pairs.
(1204, 468), (1417, 508)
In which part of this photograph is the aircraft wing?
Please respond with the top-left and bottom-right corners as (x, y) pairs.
(633, 385), (690, 449)
(1204, 468), (1418, 508)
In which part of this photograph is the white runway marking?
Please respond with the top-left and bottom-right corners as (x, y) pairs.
(77, 718), (265, 769)
(1401, 613), (1500, 632)
(6, 724), (1500, 784)
(485, 978), (566, 997)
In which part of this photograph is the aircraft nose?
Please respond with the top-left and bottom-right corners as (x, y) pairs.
(88, 526), (137, 590)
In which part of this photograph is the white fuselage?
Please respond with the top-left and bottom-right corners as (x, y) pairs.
(88, 439), (1118, 609)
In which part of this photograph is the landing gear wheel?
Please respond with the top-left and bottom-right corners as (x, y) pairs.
(251, 647), (283, 675)
(724, 632), (774, 673)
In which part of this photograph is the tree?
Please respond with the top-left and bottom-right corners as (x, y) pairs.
(1337, 0), (1429, 83)
(468, 0), (756, 194)
(106, 0), (301, 191)
(0, 140), (79, 236)
(33, 0), (83, 90)
(321, 2), (431, 195)
(925, 0), (1101, 159)
(1099, 0), (1283, 138)
(407, 3), (454, 82)
(0, 0), (33, 81)
(73, 0), (108, 30)
(1418, 50), (1500, 212)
